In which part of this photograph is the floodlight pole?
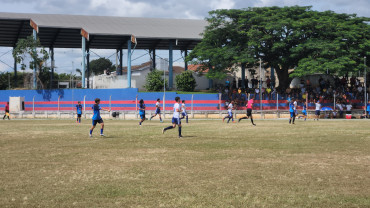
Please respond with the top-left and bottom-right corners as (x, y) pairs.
(365, 56), (367, 118)
(259, 58), (262, 117)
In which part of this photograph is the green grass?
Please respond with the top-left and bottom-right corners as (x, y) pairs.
(1, 119), (370, 207)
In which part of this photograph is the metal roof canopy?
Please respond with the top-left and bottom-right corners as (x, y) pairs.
(0, 12), (207, 50)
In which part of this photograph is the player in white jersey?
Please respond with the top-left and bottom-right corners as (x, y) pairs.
(314, 99), (321, 121)
(222, 101), (235, 123)
(181, 100), (188, 123)
(150, 98), (163, 122)
(162, 97), (183, 138)
(293, 99), (298, 116)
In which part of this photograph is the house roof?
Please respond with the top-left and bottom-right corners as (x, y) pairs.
(0, 12), (207, 49)
(121, 61), (185, 74)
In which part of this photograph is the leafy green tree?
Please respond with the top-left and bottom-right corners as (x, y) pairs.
(175, 71), (197, 91)
(188, 6), (370, 89)
(12, 35), (50, 89)
(0, 72), (27, 90)
(144, 70), (167, 91)
(89, 58), (114, 75)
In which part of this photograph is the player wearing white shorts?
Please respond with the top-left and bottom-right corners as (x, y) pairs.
(181, 100), (188, 123)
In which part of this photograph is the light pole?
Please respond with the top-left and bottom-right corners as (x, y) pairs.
(365, 56), (367, 117)
(259, 58), (262, 117)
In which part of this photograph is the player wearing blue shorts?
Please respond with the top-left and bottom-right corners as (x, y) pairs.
(162, 96), (182, 138)
(89, 98), (110, 137)
(223, 101), (235, 123)
(289, 101), (295, 124)
(314, 100), (321, 121)
(150, 98), (162, 122)
(181, 100), (188, 123)
(139, 99), (146, 126)
(302, 100), (307, 121)
(76, 101), (83, 123)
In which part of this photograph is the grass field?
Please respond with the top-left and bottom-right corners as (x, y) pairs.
(1, 118), (370, 207)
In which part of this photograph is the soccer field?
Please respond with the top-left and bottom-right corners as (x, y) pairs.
(0, 119), (369, 207)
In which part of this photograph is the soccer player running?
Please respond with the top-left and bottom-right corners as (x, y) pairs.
(2, 102), (10, 120)
(162, 96), (183, 138)
(76, 101), (83, 123)
(238, 98), (256, 125)
(289, 100), (296, 124)
(223, 101), (235, 123)
(89, 98), (110, 137)
(181, 100), (188, 123)
(139, 99), (146, 126)
(150, 98), (163, 122)
(314, 99), (321, 121)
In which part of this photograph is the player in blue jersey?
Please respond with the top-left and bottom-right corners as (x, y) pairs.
(76, 101), (83, 123)
(89, 98), (110, 137)
(162, 96), (182, 138)
(366, 100), (370, 118)
(139, 99), (146, 126)
(181, 100), (188, 123)
(150, 98), (163, 122)
(301, 100), (307, 121)
(289, 100), (295, 124)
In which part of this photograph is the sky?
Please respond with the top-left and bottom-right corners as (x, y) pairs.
(0, 0), (369, 74)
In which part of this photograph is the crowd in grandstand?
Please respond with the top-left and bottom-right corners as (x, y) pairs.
(221, 75), (367, 111)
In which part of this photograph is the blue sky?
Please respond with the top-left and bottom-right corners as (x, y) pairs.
(0, 0), (369, 74)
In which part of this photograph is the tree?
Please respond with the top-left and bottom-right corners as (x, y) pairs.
(12, 35), (50, 89)
(144, 70), (167, 91)
(175, 71), (197, 91)
(89, 58), (114, 75)
(188, 6), (370, 89)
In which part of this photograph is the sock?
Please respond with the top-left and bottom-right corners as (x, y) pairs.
(289, 118), (292, 124)
(3, 115), (5, 119)
(160, 117), (162, 121)
(178, 126), (182, 136)
(304, 118), (306, 121)
(139, 122), (142, 125)
(186, 116), (188, 123)
(240, 117), (247, 120)
(164, 126), (173, 131)
(79, 118), (81, 123)
(227, 117), (231, 123)
(101, 129), (103, 134)
(293, 117), (295, 123)
(90, 129), (93, 134)
(251, 118), (254, 125)
(77, 118), (78, 122)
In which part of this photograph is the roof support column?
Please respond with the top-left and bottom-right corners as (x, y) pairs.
(184, 50), (188, 71)
(33, 29), (37, 89)
(151, 49), (156, 71)
(119, 49), (123, 75)
(49, 47), (54, 89)
(127, 39), (132, 88)
(241, 62), (246, 89)
(169, 40), (173, 90)
(81, 36), (86, 88)
(86, 48), (90, 88)
(13, 47), (17, 88)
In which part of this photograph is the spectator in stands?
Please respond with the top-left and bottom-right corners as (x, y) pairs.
(266, 76), (271, 88)
(346, 102), (352, 115)
(225, 79), (230, 89)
